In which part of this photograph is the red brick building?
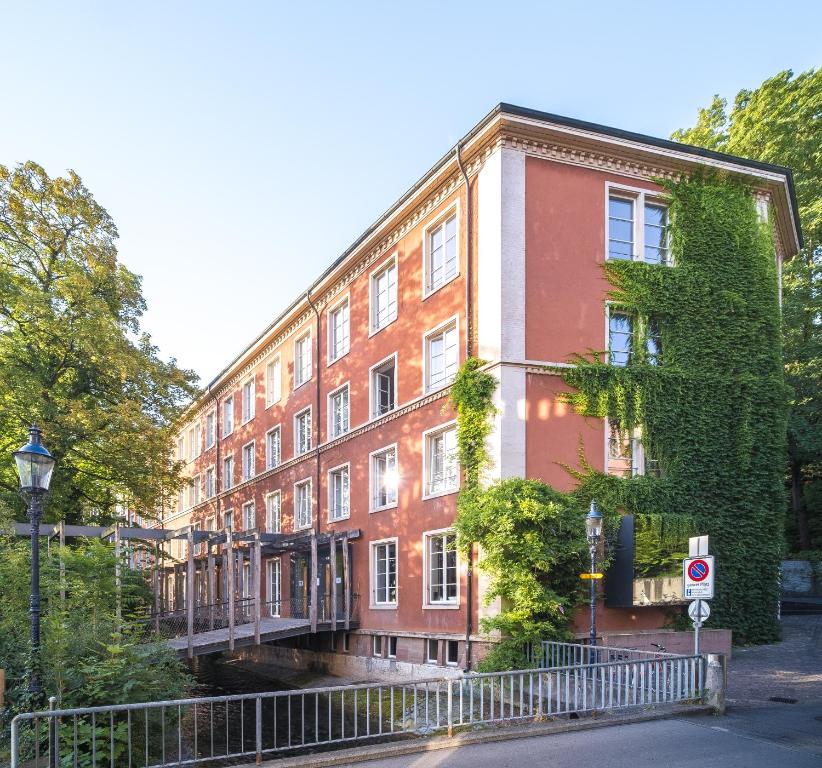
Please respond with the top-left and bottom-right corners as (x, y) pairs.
(161, 104), (799, 673)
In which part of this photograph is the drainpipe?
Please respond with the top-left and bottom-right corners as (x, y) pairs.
(306, 290), (323, 541)
(456, 142), (475, 670)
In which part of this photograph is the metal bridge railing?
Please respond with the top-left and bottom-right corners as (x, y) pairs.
(10, 652), (704, 767)
(528, 640), (680, 668)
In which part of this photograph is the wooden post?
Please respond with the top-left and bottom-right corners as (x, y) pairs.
(207, 545), (216, 631)
(310, 533), (318, 632)
(330, 532), (338, 633)
(114, 526), (122, 630)
(0, 668), (5, 708)
(187, 528), (195, 659)
(254, 536), (262, 645)
(59, 522), (66, 604)
(227, 528), (235, 651)
(342, 534), (350, 631)
(237, 549), (244, 620)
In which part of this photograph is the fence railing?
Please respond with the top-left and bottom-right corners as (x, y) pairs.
(10, 653), (704, 767)
(528, 640), (679, 668)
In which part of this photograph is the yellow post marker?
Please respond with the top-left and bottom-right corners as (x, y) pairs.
(580, 573), (604, 580)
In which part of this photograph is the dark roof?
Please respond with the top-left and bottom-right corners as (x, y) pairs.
(204, 103), (802, 391)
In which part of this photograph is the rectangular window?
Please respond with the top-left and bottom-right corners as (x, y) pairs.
(266, 491), (281, 533)
(425, 425), (458, 497)
(373, 636), (383, 656)
(607, 423), (660, 478)
(607, 190), (670, 266)
(646, 317), (662, 365)
(242, 501), (255, 530)
(328, 385), (350, 438)
(223, 455), (234, 491)
(295, 408), (312, 455)
(242, 442), (255, 481)
(223, 397), (234, 437)
(267, 559), (281, 616)
(177, 488), (184, 513)
(608, 311), (633, 366)
(371, 446), (398, 511)
(295, 479), (312, 530)
(388, 636), (398, 659)
(644, 203), (669, 264)
(426, 532), (458, 605)
(177, 436), (185, 460)
(191, 476), (201, 507)
(371, 258), (398, 332)
(371, 540), (397, 606)
(425, 321), (458, 391)
(426, 213), (458, 294)
(329, 464), (350, 522)
(241, 378), (255, 423)
(266, 356), (282, 406)
(266, 426), (281, 469)
(371, 356), (396, 417)
(426, 638), (438, 664)
(446, 640), (459, 666)
(294, 333), (312, 388)
(329, 299), (350, 362)
(205, 467), (215, 498)
(205, 411), (216, 449)
(224, 509), (233, 531)
(608, 196), (635, 260)
(343, 633), (350, 653)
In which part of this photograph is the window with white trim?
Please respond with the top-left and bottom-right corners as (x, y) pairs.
(371, 540), (397, 606)
(205, 467), (215, 499)
(294, 333), (312, 388)
(607, 423), (660, 478)
(608, 310), (633, 366)
(373, 635), (383, 656)
(242, 501), (255, 530)
(371, 356), (396, 417)
(205, 411), (216, 449)
(191, 475), (201, 507)
(426, 638), (438, 664)
(424, 425), (458, 496)
(371, 446), (397, 511)
(241, 378), (255, 423)
(425, 531), (458, 605)
(266, 356), (282, 406)
(266, 426), (281, 469)
(425, 213), (458, 294)
(425, 321), (458, 391)
(223, 397), (234, 437)
(267, 558), (281, 615)
(295, 408), (312, 455)
(371, 258), (397, 332)
(388, 636), (397, 659)
(177, 489), (184, 513)
(266, 491), (281, 533)
(177, 436), (185, 461)
(646, 317), (662, 365)
(242, 441), (255, 481)
(329, 299), (350, 362)
(223, 509), (233, 531)
(607, 191), (670, 265)
(188, 424), (200, 460)
(295, 479), (312, 530)
(329, 464), (350, 522)
(223, 455), (234, 491)
(329, 385), (349, 438)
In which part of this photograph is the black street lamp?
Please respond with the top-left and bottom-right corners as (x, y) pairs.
(13, 425), (56, 702)
(585, 500), (603, 649)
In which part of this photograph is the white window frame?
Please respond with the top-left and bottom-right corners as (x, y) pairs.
(387, 636), (398, 659)
(373, 635), (383, 656)
(328, 382), (350, 439)
(265, 354), (282, 407)
(223, 508), (233, 531)
(605, 183), (671, 266)
(223, 454), (234, 491)
(265, 491), (281, 533)
(241, 440), (255, 482)
(423, 528), (460, 609)
(369, 537), (399, 609)
(426, 638), (439, 664)
(241, 377), (255, 424)
(191, 475), (201, 507)
(205, 466), (215, 499)
(327, 462), (351, 522)
(267, 558), (281, 616)
(369, 353), (398, 420)
(222, 396), (234, 437)
(422, 421), (459, 499)
(266, 425), (282, 470)
(177, 436), (185, 461)
(422, 201), (460, 298)
(327, 293), (351, 365)
(423, 315), (460, 393)
(294, 407), (312, 456)
(205, 410), (216, 450)
(369, 443), (398, 513)
(242, 500), (255, 531)
(605, 420), (657, 478)
(294, 478), (313, 531)
(369, 253), (398, 336)
(293, 331), (312, 390)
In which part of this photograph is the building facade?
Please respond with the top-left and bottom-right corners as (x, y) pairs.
(164, 104), (800, 671)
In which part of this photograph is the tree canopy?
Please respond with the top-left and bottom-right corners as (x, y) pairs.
(673, 68), (822, 551)
(0, 162), (199, 524)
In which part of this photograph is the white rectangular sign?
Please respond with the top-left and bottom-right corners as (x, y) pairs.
(683, 555), (715, 599)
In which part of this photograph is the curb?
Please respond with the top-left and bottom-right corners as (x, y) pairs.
(240, 704), (714, 767)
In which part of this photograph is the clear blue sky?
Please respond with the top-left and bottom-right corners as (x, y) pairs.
(2, 1), (819, 383)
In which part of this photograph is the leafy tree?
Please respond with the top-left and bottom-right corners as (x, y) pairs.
(673, 68), (822, 551)
(0, 162), (199, 524)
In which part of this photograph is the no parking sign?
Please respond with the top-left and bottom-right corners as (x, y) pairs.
(683, 555), (715, 599)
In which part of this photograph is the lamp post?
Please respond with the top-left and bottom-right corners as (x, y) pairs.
(13, 425), (56, 703)
(585, 500), (603, 649)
